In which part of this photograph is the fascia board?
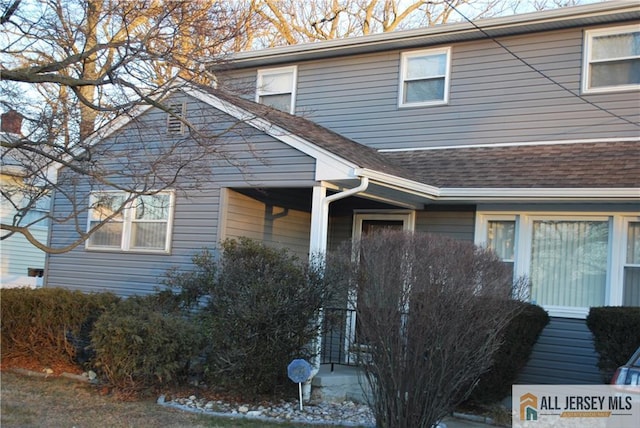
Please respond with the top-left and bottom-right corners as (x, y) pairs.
(355, 168), (440, 199)
(216, 2), (639, 69)
(183, 87), (358, 181)
(439, 187), (640, 201)
(355, 167), (639, 202)
(378, 136), (640, 152)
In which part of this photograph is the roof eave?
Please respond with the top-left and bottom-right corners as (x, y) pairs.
(438, 187), (640, 202)
(213, 1), (640, 70)
(355, 167), (640, 202)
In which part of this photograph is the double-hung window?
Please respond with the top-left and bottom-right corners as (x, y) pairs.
(256, 66), (297, 114)
(87, 191), (174, 253)
(399, 47), (451, 107)
(486, 218), (516, 279)
(477, 212), (640, 318)
(624, 220), (640, 306)
(583, 24), (640, 93)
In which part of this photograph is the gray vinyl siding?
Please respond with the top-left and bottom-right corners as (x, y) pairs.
(221, 25), (639, 150)
(518, 317), (602, 385)
(328, 214), (353, 252)
(326, 206), (476, 249)
(415, 207), (475, 241)
(223, 189), (311, 257)
(46, 93), (317, 296)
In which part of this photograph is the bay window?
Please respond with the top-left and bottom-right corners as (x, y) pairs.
(87, 191), (174, 253)
(477, 212), (640, 318)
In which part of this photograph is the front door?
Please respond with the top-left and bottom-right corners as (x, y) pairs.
(346, 211), (415, 361)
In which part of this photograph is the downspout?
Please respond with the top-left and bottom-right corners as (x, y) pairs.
(304, 176), (369, 401)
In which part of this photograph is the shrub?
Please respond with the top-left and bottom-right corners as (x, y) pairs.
(337, 231), (526, 428)
(161, 248), (217, 310)
(91, 294), (204, 393)
(586, 307), (640, 382)
(0, 287), (118, 366)
(467, 301), (549, 403)
(188, 238), (342, 397)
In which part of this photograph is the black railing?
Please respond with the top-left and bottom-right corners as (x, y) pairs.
(320, 307), (358, 367)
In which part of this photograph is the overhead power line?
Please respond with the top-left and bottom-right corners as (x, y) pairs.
(444, 0), (640, 128)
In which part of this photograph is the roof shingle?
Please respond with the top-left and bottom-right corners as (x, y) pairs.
(382, 142), (640, 188)
(199, 86), (639, 190)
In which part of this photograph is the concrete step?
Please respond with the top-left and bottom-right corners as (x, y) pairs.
(311, 364), (370, 403)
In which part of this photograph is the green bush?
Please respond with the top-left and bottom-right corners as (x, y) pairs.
(91, 294), (204, 392)
(586, 307), (640, 382)
(0, 287), (118, 366)
(172, 239), (342, 397)
(467, 301), (549, 403)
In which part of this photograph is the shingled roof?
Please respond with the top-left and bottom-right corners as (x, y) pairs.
(194, 85), (639, 191)
(382, 142), (640, 188)
(202, 86), (415, 179)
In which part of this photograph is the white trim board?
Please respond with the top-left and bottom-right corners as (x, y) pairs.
(378, 137), (640, 152)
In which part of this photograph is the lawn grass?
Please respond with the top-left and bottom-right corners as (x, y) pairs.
(0, 371), (336, 428)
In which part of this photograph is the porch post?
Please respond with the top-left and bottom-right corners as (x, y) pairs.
(305, 179), (369, 401)
(309, 185), (328, 256)
(304, 184), (327, 401)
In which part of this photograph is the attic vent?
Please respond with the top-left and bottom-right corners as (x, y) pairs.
(167, 102), (186, 134)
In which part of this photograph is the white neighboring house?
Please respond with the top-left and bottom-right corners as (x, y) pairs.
(1, 110), (48, 288)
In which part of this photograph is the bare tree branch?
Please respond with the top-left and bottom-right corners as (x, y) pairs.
(0, 0), (257, 253)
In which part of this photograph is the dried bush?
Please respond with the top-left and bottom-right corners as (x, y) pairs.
(0, 287), (118, 366)
(339, 231), (525, 428)
(587, 307), (640, 382)
(91, 294), (204, 393)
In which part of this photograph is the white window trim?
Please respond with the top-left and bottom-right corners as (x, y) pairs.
(616, 216), (640, 306)
(352, 210), (415, 241)
(476, 211), (638, 319)
(398, 47), (451, 108)
(347, 210), (415, 360)
(256, 65), (298, 114)
(582, 24), (640, 94)
(85, 191), (175, 254)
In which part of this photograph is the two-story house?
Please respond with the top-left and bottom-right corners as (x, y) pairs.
(45, 1), (639, 386)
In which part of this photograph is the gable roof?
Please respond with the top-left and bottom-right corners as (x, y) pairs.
(215, 1), (640, 70)
(186, 85), (639, 202)
(85, 83), (638, 203)
(207, 87), (414, 179)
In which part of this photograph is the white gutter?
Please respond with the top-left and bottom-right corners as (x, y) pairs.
(325, 176), (370, 205)
(355, 168), (440, 199)
(439, 187), (640, 200)
(216, 2), (639, 68)
(355, 168), (640, 202)
(305, 176), (369, 401)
